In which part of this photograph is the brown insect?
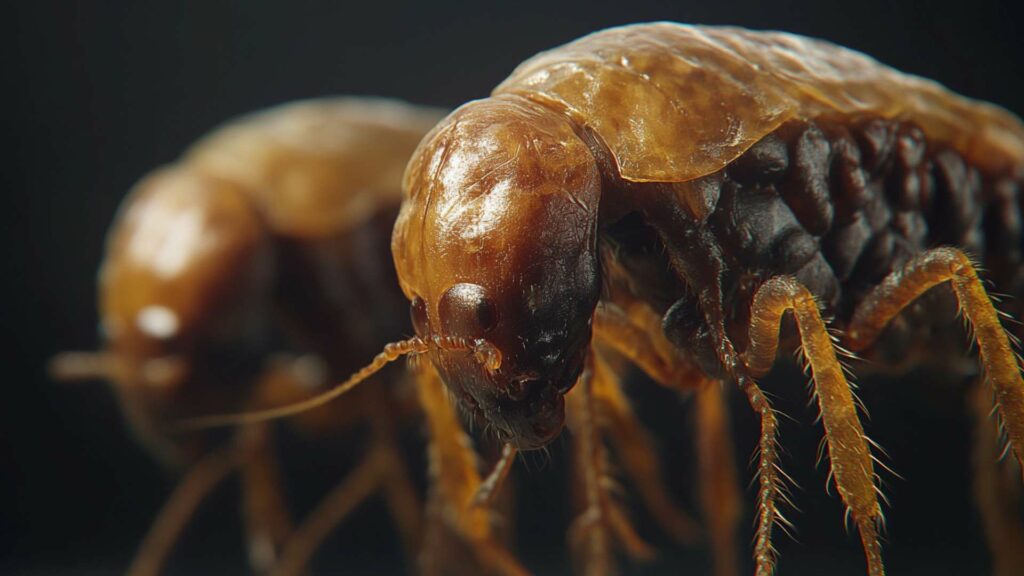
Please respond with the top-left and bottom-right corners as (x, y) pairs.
(50, 97), (473, 575)
(208, 23), (1024, 575)
(391, 22), (1024, 576)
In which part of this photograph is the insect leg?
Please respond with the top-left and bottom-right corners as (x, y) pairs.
(970, 379), (1024, 576)
(745, 276), (883, 576)
(741, 379), (784, 576)
(846, 247), (1024, 473)
(415, 364), (528, 576)
(695, 381), (742, 576)
(567, 354), (655, 576)
(127, 445), (244, 576)
(593, 301), (703, 391)
(590, 346), (702, 545)
(368, 389), (425, 565)
(269, 448), (388, 576)
(238, 424), (294, 573)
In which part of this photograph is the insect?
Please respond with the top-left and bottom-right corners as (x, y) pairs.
(50, 97), (468, 575)
(389, 22), (1024, 576)
(211, 23), (1024, 575)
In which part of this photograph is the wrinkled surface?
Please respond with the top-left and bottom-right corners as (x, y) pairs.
(496, 22), (1024, 182)
(188, 97), (445, 237)
(394, 96), (602, 447)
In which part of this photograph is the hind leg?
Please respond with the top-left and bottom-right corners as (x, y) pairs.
(970, 379), (1024, 576)
(846, 247), (1024, 472)
(743, 276), (883, 576)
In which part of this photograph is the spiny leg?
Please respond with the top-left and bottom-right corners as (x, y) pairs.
(745, 276), (883, 576)
(415, 363), (528, 576)
(589, 347), (702, 545)
(741, 380), (785, 576)
(238, 423), (294, 573)
(695, 381), (742, 576)
(969, 379), (1024, 576)
(846, 247), (1024, 473)
(127, 445), (243, 576)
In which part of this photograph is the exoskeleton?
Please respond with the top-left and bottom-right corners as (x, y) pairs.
(381, 23), (1024, 576)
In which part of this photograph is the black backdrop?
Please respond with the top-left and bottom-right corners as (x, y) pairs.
(5, 1), (1024, 574)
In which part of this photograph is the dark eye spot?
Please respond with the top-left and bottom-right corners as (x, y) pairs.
(438, 283), (497, 336)
(410, 296), (430, 335)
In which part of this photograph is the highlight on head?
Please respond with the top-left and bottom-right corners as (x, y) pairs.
(391, 94), (604, 449)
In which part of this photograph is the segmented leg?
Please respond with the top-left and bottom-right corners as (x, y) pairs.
(379, 438), (425, 565)
(846, 247), (1024, 473)
(590, 347), (702, 545)
(567, 355), (654, 576)
(742, 380), (784, 576)
(270, 390), (422, 576)
(127, 445), (243, 576)
(695, 381), (741, 576)
(415, 364), (528, 576)
(744, 276), (883, 576)
(970, 379), (1024, 576)
(593, 300), (703, 391)
(270, 448), (390, 576)
(239, 424), (294, 573)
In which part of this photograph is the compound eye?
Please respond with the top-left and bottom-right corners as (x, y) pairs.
(438, 283), (498, 336)
(410, 296), (430, 335)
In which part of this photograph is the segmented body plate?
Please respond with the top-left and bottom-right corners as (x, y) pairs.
(187, 97), (445, 237)
(496, 23), (1024, 183)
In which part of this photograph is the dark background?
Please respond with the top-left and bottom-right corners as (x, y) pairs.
(4, 1), (1024, 575)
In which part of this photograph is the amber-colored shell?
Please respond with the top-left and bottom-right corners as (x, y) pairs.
(495, 22), (1024, 182)
(187, 97), (446, 237)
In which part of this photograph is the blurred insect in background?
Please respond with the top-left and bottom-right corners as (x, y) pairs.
(48, 97), (510, 575)
(210, 22), (1024, 576)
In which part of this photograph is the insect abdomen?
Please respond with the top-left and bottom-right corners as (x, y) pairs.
(677, 117), (1023, 363)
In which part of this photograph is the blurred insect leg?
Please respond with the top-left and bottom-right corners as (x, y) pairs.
(415, 364), (528, 576)
(127, 445), (243, 576)
(270, 449), (388, 576)
(593, 302), (703, 391)
(567, 365), (616, 576)
(970, 380), (1024, 576)
(380, 446), (424, 562)
(589, 348), (701, 545)
(745, 276), (883, 576)
(695, 381), (741, 576)
(368, 391), (425, 565)
(239, 424), (294, 573)
(847, 247), (1024, 473)
(568, 356), (655, 576)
